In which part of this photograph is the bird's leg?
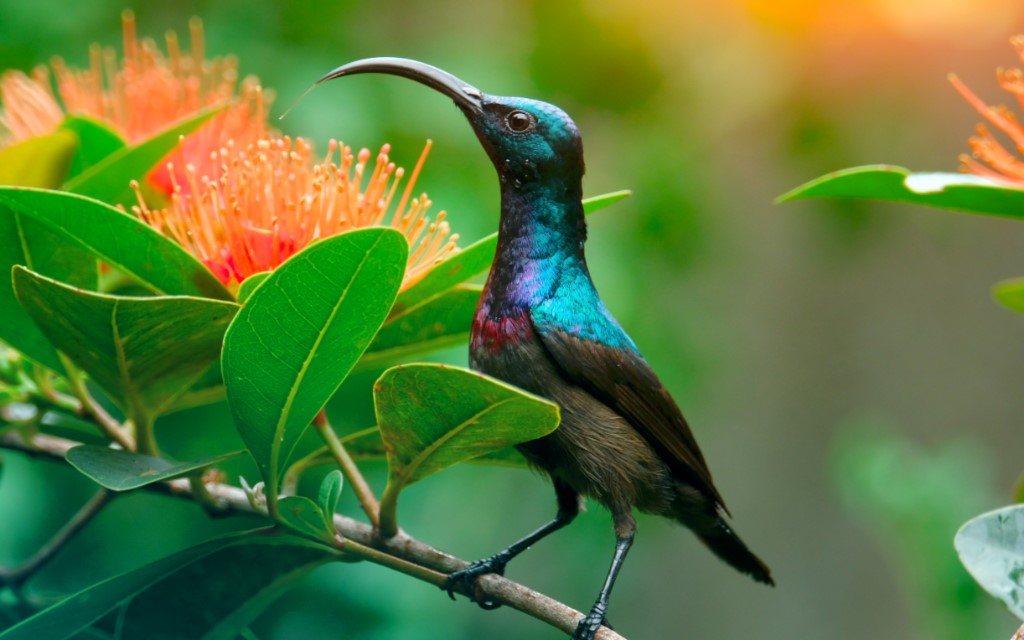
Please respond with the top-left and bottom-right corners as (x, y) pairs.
(571, 512), (636, 640)
(443, 478), (580, 609)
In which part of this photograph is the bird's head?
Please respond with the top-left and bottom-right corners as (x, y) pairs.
(318, 58), (584, 190)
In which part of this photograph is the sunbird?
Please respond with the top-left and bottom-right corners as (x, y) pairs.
(319, 58), (773, 640)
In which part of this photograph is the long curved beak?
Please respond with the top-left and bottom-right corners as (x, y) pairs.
(317, 57), (483, 115)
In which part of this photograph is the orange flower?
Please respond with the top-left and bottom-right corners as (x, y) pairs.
(0, 70), (64, 148)
(951, 35), (1024, 184)
(132, 137), (459, 292)
(0, 11), (268, 193)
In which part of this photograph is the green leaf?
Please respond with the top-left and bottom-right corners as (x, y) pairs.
(358, 284), (480, 370)
(994, 278), (1024, 314)
(298, 428), (529, 474)
(778, 165), (1024, 219)
(0, 129), (78, 188)
(318, 470), (344, 526)
(375, 364), (559, 537)
(0, 187), (232, 300)
(65, 445), (245, 491)
(0, 530), (339, 640)
(60, 116), (127, 180)
(0, 215), (97, 371)
(13, 266), (238, 417)
(955, 505), (1024, 621)
(277, 496), (335, 543)
(223, 229), (407, 507)
(345, 427), (528, 467)
(63, 103), (224, 207)
(392, 190), (631, 314)
(582, 189), (632, 213)
(237, 271), (271, 303)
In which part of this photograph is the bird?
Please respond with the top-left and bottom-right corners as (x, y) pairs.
(318, 58), (773, 640)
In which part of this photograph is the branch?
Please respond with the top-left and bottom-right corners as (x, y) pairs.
(0, 429), (625, 640)
(0, 488), (113, 588)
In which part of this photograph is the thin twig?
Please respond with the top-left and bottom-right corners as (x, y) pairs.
(0, 429), (624, 640)
(31, 368), (80, 413)
(313, 411), (380, 529)
(0, 488), (113, 588)
(59, 356), (133, 450)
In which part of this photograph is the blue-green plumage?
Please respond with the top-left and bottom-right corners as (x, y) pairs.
(320, 58), (772, 640)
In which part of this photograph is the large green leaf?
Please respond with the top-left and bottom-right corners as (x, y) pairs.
(392, 190), (631, 314)
(347, 427), (527, 467)
(0, 530), (339, 640)
(0, 134), (95, 371)
(294, 428), (529, 478)
(778, 165), (1024, 219)
(13, 266), (238, 417)
(60, 116), (127, 180)
(375, 364), (559, 537)
(66, 445), (245, 491)
(955, 505), (1024, 621)
(358, 284), (480, 370)
(222, 229), (407, 508)
(0, 129), (78, 188)
(63, 104), (224, 207)
(0, 187), (231, 300)
(0, 202), (97, 371)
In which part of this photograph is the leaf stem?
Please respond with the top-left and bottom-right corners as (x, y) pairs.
(378, 480), (400, 539)
(312, 411), (380, 529)
(0, 489), (113, 588)
(60, 355), (133, 450)
(132, 411), (159, 457)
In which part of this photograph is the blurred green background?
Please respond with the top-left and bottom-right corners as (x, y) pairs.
(3, 0), (1024, 638)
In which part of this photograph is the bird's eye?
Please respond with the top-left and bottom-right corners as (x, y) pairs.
(506, 110), (535, 133)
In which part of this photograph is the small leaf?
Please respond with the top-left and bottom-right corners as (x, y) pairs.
(318, 470), (344, 527)
(778, 165), (1024, 219)
(359, 284), (480, 370)
(223, 229), (407, 506)
(13, 267), (238, 417)
(582, 189), (632, 213)
(60, 116), (127, 180)
(0, 530), (339, 640)
(392, 190), (631, 313)
(63, 103), (224, 207)
(994, 278), (1024, 314)
(65, 445), (245, 491)
(277, 496), (335, 543)
(0, 187), (231, 300)
(955, 505), (1024, 621)
(375, 364), (559, 537)
(237, 271), (271, 303)
(0, 129), (78, 188)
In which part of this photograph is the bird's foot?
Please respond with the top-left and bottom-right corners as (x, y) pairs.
(570, 604), (608, 640)
(441, 555), (507, 610)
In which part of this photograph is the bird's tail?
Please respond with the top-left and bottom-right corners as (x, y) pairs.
(696, 518), (774, 586)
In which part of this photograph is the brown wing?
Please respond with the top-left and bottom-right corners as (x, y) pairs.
(534, 324), (727, 510)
